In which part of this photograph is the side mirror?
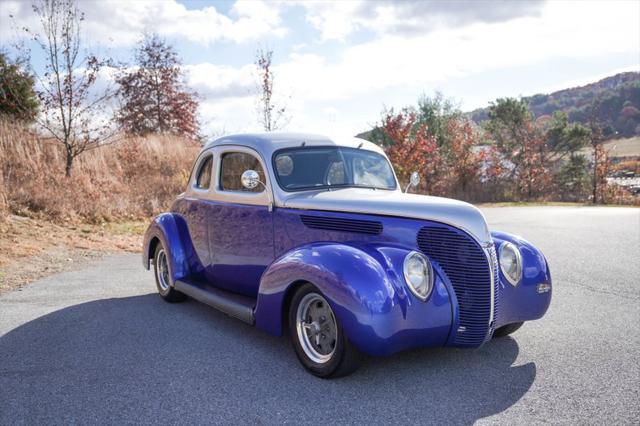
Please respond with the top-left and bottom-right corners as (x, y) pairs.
(240, 169), (274, 212)
(241, 170), (260, 190)
(405, 171), (420, 193)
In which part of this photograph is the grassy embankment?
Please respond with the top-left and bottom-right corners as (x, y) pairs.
(586, 136), (640, 159)
(0, 120), (199, 292)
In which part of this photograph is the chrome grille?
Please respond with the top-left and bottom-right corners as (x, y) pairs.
(417, 224), (494, 347)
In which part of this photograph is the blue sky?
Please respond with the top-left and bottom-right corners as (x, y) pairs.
(1, 0), (639, 137)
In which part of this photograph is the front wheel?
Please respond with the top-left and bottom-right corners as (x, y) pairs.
(493, 322), (524, 338)
(288, 283), (363, 378)
(153, 243), (186, 303)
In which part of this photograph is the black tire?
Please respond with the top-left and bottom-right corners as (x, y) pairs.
(153, 243), (186, 303)
(288, 283), (363, 378)
(494, 321), (524, 338)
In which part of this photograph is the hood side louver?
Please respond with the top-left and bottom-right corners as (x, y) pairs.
(300, 215), (383, 235)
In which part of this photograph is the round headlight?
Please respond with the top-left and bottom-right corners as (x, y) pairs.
(403, 251), (433, 301)
(499, 241), (522, 286)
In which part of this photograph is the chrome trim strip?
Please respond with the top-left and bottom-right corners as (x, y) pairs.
(483, 242), (496, 335)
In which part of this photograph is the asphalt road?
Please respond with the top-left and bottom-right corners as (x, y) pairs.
(1, 207), (639, 425)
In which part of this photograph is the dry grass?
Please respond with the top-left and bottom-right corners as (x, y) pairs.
(0, 120), (200, 292)
(579, 136), (640, 159)
(604, 136), (640, 158)
(0, 120), (200, 223)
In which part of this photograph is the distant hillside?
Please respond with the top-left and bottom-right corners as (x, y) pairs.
(470, 72), (640, 138)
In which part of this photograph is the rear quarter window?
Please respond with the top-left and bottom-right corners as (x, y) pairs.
(194, 155), (213, 189)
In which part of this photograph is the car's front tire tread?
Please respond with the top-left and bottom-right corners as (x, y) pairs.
(288, 283), (363, 378)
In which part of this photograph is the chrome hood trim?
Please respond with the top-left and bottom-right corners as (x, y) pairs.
(281, 188), (492, 244)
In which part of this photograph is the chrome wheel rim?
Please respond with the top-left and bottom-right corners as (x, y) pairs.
(156, 249), (170, 291)
(296, 293), (337, 364)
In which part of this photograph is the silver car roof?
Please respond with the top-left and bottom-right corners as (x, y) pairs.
(203, 132), (385, 159)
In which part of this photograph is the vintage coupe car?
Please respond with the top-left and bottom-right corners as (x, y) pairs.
(143, 133), (551, 377)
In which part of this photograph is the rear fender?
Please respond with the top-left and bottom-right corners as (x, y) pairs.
(142, 213), (201, 283)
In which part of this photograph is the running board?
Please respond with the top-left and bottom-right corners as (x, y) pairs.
(174, 278), (255, 325)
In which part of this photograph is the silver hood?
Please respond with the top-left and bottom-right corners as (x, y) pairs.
(281, 188), (492, 244)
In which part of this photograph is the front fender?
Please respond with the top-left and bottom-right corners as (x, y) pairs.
(142, 213), (201, 283)
(254, 242), (453, 356)
(492, 231), (552, 328)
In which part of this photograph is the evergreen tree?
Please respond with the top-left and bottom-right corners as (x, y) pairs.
(0, 52), (39, 122)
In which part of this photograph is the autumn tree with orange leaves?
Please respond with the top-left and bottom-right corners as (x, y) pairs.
(369, 94), (636, 205)
(444, 118), (484, 198)
(116, 34), (199, 139)
(375, 102), (485, 200)
(378, 110), (445, 195)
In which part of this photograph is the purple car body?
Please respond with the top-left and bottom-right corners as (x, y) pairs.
(143, 133), (551, 365)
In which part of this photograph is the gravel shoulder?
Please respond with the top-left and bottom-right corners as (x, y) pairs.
(0, 215), (144, 293)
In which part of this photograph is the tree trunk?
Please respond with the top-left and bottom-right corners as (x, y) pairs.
(0, 171), (7, 215)
(592, 147), (598, 204)
(65, 151), (73, 177)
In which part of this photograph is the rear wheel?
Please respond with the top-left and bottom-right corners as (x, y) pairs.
(494, 321), (524, 338)
(288, 283), (362, 378)
(153, 243), (186, 303)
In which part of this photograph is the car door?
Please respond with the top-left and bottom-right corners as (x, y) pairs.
(206, 146), (275, 298)
(181, 152), (215, 269)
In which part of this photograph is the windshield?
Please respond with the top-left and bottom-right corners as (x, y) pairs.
(273, 147), (397, 192)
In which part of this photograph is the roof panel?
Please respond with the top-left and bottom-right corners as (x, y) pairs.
(202, 132), (385, 158)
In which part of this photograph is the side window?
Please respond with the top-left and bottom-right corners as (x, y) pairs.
(220, 152), (266, 193)
(195, 155), (213, 189)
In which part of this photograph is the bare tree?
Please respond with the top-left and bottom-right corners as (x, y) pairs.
(588, 100), (605, 204)
(17, 0), (116, 176)
(255, 48), (289, 132)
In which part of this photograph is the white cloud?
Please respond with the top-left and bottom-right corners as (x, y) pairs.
(1, 0), (287, 47)
(272, 0), (638, 103)
(301, 1), (368, 42)
(299, 0), (545, 41)
(198, 96), (258, 137)
(191, 0), (640, 135)
(185, 63), (256, 99)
